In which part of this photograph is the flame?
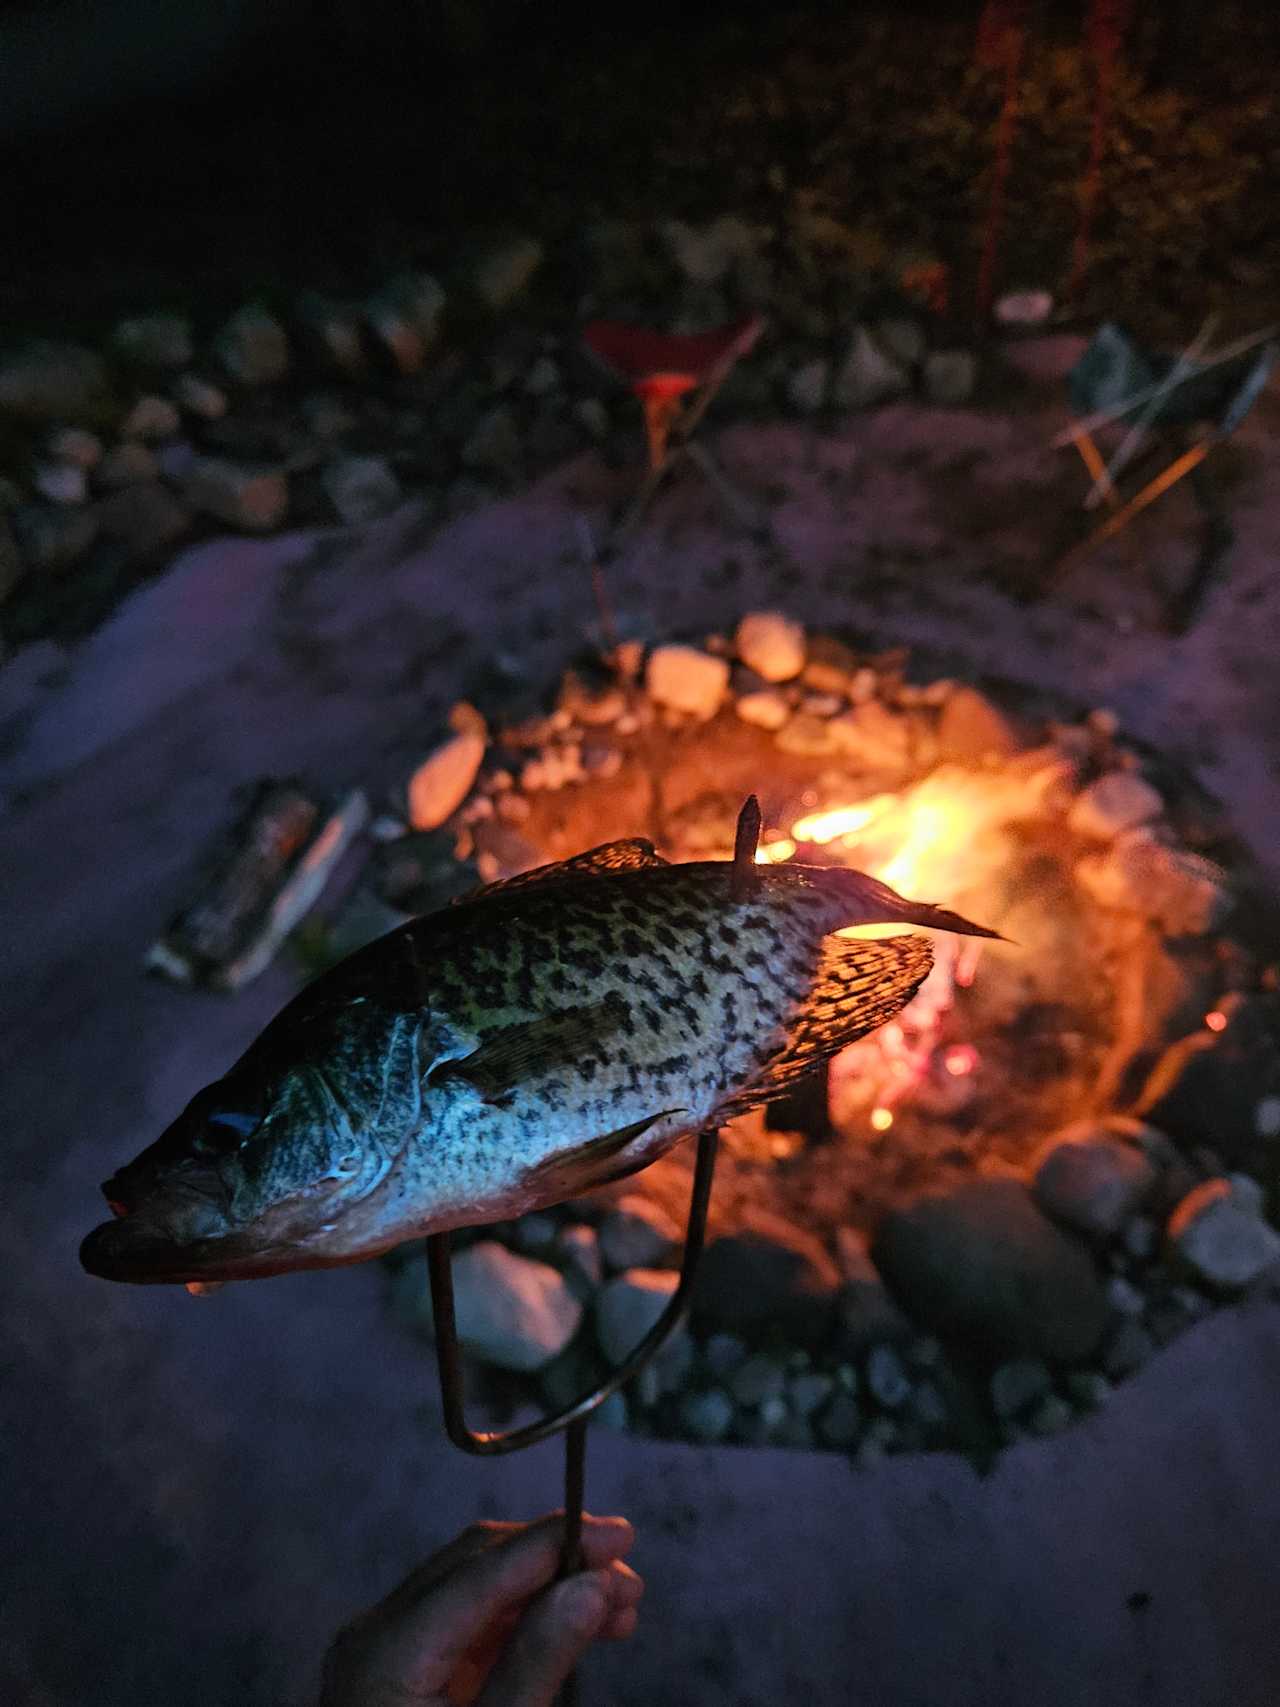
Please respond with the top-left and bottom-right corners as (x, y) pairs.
(756, 837), (796, 864)
(791, 796), (895, 845)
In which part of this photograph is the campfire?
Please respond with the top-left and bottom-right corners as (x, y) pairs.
(358, 614), (1280, 1459)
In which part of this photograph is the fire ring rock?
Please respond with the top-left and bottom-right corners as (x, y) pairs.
(871, 1178), (1110, 1362)
(1031, 1117), (1159, 1239)
(691, 1211), (840, 1348)
(451, 1241), (583, 1372)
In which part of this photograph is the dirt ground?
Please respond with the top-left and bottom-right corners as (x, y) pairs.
(3, 338), (1279, 1706)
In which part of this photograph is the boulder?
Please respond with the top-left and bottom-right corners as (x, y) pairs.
(734, 610), (806, 683)
(645, 645), (729, 719)
(871, 1178), (1109, 1362)
(598, 1195), (680, 1272)
(322, 455), (402, 526)
(407, 729), (486, 831)
(1168, 1179), (1280, 1292)
(831, 326), (911, 410)
(1068, 771), (1164, 840)
(1031, 1117), (1159, 1238)
(215, 306), (289, 386)
(180, 456), (288, 531)
(451, 1241), (582, 1371)
(692, 1210), (840, 1348)
(112, 313), (193, 369)
(0, 340), (109, 422)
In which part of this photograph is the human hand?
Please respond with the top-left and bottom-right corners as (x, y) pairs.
(319, 1512), (643, 1707)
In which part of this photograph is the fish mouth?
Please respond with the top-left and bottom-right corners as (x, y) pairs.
(79, 1214), (263, 1284)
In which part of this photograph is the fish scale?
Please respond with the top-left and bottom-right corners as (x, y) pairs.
(80, 837), (998, 1286)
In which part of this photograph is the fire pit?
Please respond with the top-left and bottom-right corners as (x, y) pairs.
(370, 612), (1280, 1461)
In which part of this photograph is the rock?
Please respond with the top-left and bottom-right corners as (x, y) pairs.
(873, 317), (927, 370)
(788, 1371), (836, 1418)
(773, 713), (838, 757)
(787, 358), (829, 414)
(1102, 1316), (1155, 1379)
(33, 463), (87, 505)
(512, 1212), (559, 1257)
(598, 1195), (680, 1272)
(735, 611), (806, 683)
(935, 685), (1022, 762)
(47, 426), (102, 470)
(1066, 1369), (1111, 1411)
(555, 1223), (604, 1300)
(1031, 1117), (1159, 1238)
(95, 442), (159, 489)
(1105, 1275), (1146, 1317)
(1228, 1172), (1266, 1218)
(180, 457), (288, 531)
(451, 1241), (582, 1371)
(826, 699), (912, 771)
(660, 216), (756, 286)
(734, 689), (790, 731)
(121, 395), (181, 442)
(802, 635), (859, 695)
(678, 1388), (735, 1443)
(112, 313), (193, 369)
(0, 340), (108, 422)
(461, 404), (522, 479)
(215, 306), (289, 386)
(95, 482), (192, 559)
(831, 1229), (912, 1352)
(295, 293), (367, 376)
(523, 354), (561, 397)
(989, 1357), (1053, 1420)
(702, 1332), (748, 1377)
(865, 1343), (911, 1409)
(872, 1179), (1110, 1362)
(815, 1391), (862, 1449)
(538, 1335), (610, 1412)
(322, 455), (403, 526)
(367, 273), (446, 375)
(1069, 772), (1164, 840)
(831, 326), (911, 409)
(1121, 1215), (1159, 1262)
(646, 645), (729, 719)
(594, 1391), (629, 1432)
(995, 290), (1053, 328)
(923, 350), (978, 405)
(173, 373), (229, 421)
(595, 1267), (682, 1365)
(728, 1352), (787, 1408)
(1077, 831), (1232, 936)
(407, 729), (486, 830)
(1168, 1178), (1280, 1291)
(1027, 1394), (1074, 1436)
(11, 503), (98, 574)
(473, 236), (544, 310)
(1136, 993), (1280, 1162)
(573, 398), (610, 441)
(692, 1211), (840, 1348)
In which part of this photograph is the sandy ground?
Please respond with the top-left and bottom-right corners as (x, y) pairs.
(3, 339), (1279, 1706)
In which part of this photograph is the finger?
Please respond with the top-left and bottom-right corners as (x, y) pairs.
(599, 1605), (640, 1643)
(381, 1522), (520, 1619)
(603, 1559), (645, 1612)
(369, 1514), (631, 1692)
(474, 1571), (611, 1707)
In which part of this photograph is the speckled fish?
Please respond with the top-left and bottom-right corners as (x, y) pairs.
(80, 835), (996, 1288)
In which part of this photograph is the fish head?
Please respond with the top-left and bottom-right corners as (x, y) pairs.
(79, 1046), (389, 1286)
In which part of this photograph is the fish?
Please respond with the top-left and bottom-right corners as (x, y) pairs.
(79, 833), (998, 1288)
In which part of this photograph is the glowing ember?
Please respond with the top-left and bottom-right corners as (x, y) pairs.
(1205, 1010), (1228, 1032)
(755, 837), (796, 864)
(869, 1106), (894, 1132)
(944, 1043), (979, 1077)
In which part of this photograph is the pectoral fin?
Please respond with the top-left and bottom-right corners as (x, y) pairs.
(526, 1108), (688, 1197)
(433, 1001), (628, 1101)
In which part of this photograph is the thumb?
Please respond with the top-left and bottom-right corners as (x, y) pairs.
(474, 1570), (610, 1707)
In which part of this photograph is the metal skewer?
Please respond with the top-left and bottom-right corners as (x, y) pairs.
(422, 796), (760, 1701)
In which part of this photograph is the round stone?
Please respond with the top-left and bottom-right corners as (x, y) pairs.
(734, 611), (806, 683)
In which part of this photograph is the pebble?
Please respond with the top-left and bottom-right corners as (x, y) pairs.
(33, 462), (87, 505)
(472, 236), (544, 310)
(1068, 772), (1164, 840)
(645, 645), (729, 720)
(1122, 1216), (1158, 1262)
(854, 1417), (898, 1466)
(11, 502), (98, 572)
(173, 373), (228, 420)
(788, 1371), (836, 1418)
(831, 325), (911, 409)
(323, 455), (403, 526)
(47, 426), (102, 469)
(112, 313), (192, 369)
(703, 1332), (748, 1377)
(923, 349), (978, 405)
(1026, 1394), (1073, 1437)
(1105, 1275), (1146, 1317)
(511, 1212), (559, 1257)
(787, 358), (828, 415)
(816, 1391), (862, 1449)
(95, 442), (159, 489)
(1102, 1317), (1155, 1379)
(865, 1343), (911, 1409)
(728, 1353), (787, 1408)
(555, 1223), (604, 1300)
(1065, 1370), (1111, 1411)
(595, 1267), (680, 1365)
(734, 688), (790, 731)
(678, 1388), (735, 1444)
(95, 482), (192, 559)
(295, 293), (367, 376)
(573, 398), (610, 440)
(407, 729), (486, 831)
(121, 395), (181, 441)
(989, 1358), (1053, 1420)
(181, 456), (288, 530)
(935, 684), (1021, 762)
(1031, 1117), (1158, 1238)
(215, 305), (289, 385)
(451, 1241), (582, 1372)
(1168, 1178), (1280, 1290)
(594, 1391), (629, 1432)
(598, 1195), (680, 1272)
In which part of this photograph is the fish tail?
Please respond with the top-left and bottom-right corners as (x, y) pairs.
(817, 865), (1003, 940)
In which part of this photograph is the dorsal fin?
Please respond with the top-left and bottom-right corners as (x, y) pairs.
(459, 837), (669, 904)
(715, 933), (934, 1120)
